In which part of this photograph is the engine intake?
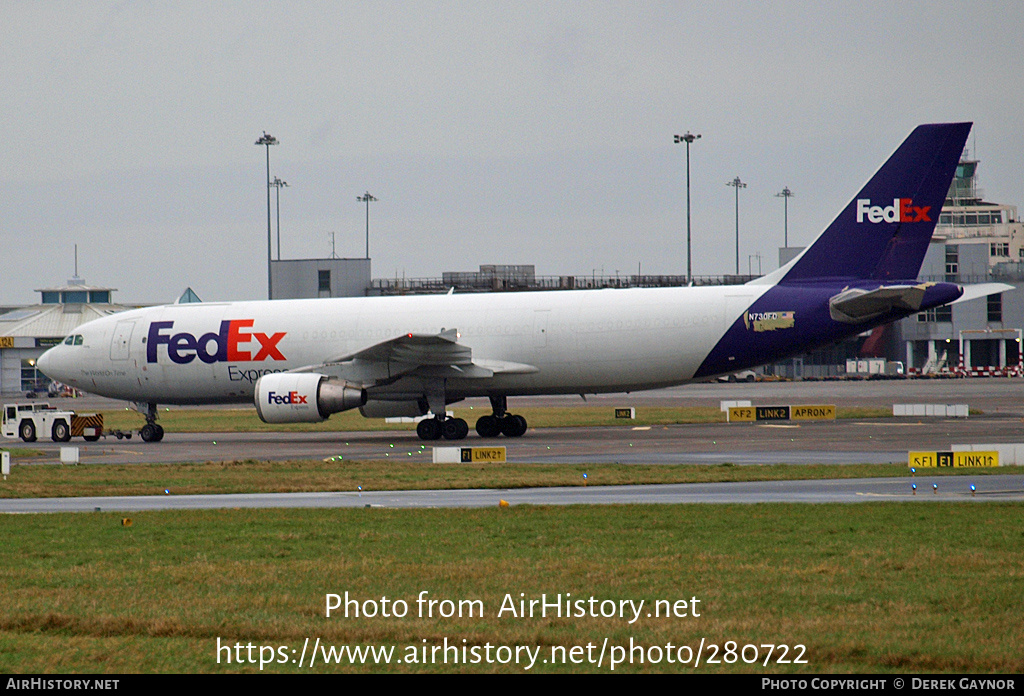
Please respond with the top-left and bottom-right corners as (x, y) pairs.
(254, 373), (366, 424)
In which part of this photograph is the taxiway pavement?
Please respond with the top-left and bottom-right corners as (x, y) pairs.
(3, 474), (1023, 513)
(4, 380), (1023, 511)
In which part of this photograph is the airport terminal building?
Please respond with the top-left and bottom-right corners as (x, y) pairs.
(0, 279), (140, 397)
(896, 154), (1024, 376)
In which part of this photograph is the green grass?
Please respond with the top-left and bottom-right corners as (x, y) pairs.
(2, 403), (1011, 673)
(0, 460), (998, 499)
(1, 504), (1021, 673)
(0, 447), (45, 458)
(95, 405), (893, 433)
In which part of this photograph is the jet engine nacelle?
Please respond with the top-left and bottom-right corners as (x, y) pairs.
(254, 373), (366, 424)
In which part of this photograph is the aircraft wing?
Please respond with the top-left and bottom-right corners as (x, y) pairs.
(291, 328), (539, 386)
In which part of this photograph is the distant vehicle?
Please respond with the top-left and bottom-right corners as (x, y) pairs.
(47, 380), (78, 398)
(845, 359), (905, 378)
(1, 403), (103, 443)
(37, 122), (998, 442)
(718, 370), (757, 383)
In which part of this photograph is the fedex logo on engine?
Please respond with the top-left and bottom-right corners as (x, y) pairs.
(856, 198), (931, 224)
(146, 320), (286, 365)
(266, 390), (307, 405)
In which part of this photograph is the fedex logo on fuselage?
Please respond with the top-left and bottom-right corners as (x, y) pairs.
(146, 320), (286, 365)
(856, 198), (931, 224)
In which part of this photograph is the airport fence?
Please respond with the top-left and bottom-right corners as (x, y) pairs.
(371, 274), (759, 295)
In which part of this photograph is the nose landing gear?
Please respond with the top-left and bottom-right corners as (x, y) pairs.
(140, 422), (165, 443)
(133, 402), (165, 442)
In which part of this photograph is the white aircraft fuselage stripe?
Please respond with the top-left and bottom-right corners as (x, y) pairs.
(43, 285), (769, 405)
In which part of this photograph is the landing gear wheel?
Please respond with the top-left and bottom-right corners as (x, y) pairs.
(475, 415), (501, 438)
(19, 420), (36, 443)
(500, 414), (528, 437)
(51, 420), (71, 443)
(417, 418), (443, 441)
(442, 418), (469, 440)
(134, 402), (164, 443)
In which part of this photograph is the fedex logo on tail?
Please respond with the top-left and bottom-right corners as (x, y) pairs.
(147, 320), (286, 365)
(856, 198), (931, 224)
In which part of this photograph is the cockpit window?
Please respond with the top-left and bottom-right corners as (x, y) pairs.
(74, 335), (83, 345)
(62, 335), (84, 346)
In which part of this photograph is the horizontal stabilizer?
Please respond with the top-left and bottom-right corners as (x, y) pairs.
(952, 282), (1013, 304)
(829, 284), (934, 324)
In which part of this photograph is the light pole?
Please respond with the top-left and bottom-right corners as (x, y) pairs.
(726, 176), (747, 275)
(271, 177), (288, 260)
(674, 131), (701, 282)
(255, 131), (278, 299)
(775, 186), (794, 248)
(357, 191), (377, 259)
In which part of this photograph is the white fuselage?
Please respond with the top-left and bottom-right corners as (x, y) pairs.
(39, 285), (769, 405)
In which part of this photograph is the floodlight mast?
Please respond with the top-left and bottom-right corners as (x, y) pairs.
(674, 131), (701, 282)
(255, 132), (279, 299)
(271, 177), (288, 260)
(726, 176), (747, 275)
(357, 191), (378, 259)
(776, 186), (794, 248)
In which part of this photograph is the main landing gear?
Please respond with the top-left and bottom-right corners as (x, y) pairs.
(416, 416), (470, 441)
(134, 402), (165, 443)
(474, 395), (527, 438)
(412, 391), (528, 441)
(415, 381), (471, 441)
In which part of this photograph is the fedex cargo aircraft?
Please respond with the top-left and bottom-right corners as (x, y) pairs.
(38, 122), (984, 442)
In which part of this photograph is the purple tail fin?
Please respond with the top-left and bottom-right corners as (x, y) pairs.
(781, 122), (971, 284)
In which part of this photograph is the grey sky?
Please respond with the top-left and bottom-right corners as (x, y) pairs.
(2, 1), (1021, 304)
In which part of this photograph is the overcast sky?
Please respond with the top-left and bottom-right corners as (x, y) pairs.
(2, 1), (1021, 305)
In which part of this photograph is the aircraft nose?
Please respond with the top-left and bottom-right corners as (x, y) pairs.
(36, 346), (60, 380)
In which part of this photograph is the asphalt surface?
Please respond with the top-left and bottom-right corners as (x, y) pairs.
(7, 419), (1020, 467)
(3, 379), (1024, 511)
(3, 474), (1023, 513)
